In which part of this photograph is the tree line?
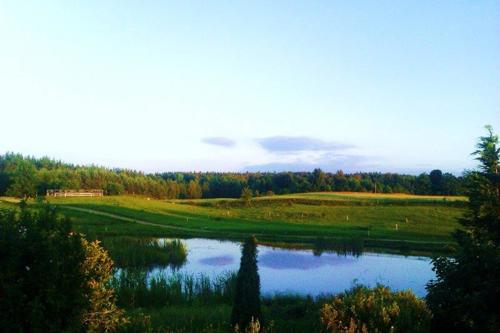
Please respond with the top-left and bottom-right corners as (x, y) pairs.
(0, 152), (465, 199)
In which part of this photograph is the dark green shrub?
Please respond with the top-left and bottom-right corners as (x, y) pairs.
(320, 285), (431, 333)
(0, 206), (127, 332)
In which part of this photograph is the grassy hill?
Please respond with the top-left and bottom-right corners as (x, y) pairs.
(2, 192), (462, 254)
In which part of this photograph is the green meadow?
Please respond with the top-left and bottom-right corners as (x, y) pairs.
(18, 192), (466, 254)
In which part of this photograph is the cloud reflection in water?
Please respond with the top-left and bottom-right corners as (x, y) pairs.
(259, 250), (357, 270)
(199, 255), (234, 266)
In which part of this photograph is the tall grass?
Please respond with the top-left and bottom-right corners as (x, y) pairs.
(112, 270), (237, 309)
(102, 237), (188, 268)
(113, 271), (328, 333)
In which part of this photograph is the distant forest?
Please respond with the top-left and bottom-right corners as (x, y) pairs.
(0, 153), (465, 199)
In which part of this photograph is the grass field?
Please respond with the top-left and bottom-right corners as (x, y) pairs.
(275, 192), (466, 201)
(0, 192), (460, 254)
(0, 192), (465, 253)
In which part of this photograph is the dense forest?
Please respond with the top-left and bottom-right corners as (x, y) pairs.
(0, 153), (465, 199)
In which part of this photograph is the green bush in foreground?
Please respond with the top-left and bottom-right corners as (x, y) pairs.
(320, 285), (431, 333)
(0, 205), (127, 332)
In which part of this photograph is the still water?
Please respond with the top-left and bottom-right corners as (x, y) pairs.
(150, 238), (435, 297)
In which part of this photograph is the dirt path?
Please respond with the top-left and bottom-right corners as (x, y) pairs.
(62, 206), (215, 234)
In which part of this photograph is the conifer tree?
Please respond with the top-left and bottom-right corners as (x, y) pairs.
(231, 236), (262, 331)
(426, 126), (500, 332)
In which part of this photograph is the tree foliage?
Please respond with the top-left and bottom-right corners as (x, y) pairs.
(0, 205), (127, 332)
(320, 285), (431, 333)
(81, 239), (128, 332)
(186, 179), (203, 199)
(231, 236), (262, 331)
(240, 187), (253, 205)
(0, 153), (465, 199)
(5, 157), (37, 198)
(426, 125), (500, 332)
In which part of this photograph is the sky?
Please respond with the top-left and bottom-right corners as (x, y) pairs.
(0, 1), (498, 175)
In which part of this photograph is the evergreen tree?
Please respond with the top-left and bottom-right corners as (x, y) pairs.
(231, 236), (262, 331)
(426, 126), (500, 332)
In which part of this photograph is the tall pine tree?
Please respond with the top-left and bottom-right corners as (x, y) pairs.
(231, 236), (262, 331)
(426, 126), (500, 332)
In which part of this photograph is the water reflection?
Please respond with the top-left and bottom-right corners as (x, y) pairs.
(259, 250), (357, 270)
(312, 237), (365, 257)
(135, 238), (434, 297)
(199, 255), (234, 266)
(103, 237), (188, 269)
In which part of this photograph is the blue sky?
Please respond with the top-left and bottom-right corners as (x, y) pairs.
(0, 1), (498, 174)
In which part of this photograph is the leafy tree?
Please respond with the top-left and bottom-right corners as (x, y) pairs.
(6, 158), (37, 198)
(0, 205), (127, 332)
(231, 236), (262, 331)
(272, 172), (297, 194)
(186, 180), (203, 199)
(0, 156), (11, 194)
(415, 173), (431, 194)
(165, 179), (181, 199)
(333, 170), (348, 191)
(441, 172), (461, 195)
(312, 168), (326, 191)
(0, 152), (466, 198)
(321, 285), (431, 333)
(429, 169), (443, 194)
(241, 187), (253, 205)
(426, 125), (500, 332)
(105, 182), (125, 195)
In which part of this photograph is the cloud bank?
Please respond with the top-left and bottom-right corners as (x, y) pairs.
(201, 137), (236, 147)
(243, 153), (377, 173)
(256, 136), (354, 153)
(245, 136), (376, 173)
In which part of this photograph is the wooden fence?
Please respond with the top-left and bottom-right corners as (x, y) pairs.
(46, 189), (104, 197)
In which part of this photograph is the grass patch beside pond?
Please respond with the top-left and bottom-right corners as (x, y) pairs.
(113, 270), (327, 333)
(44, 194), (463, 254)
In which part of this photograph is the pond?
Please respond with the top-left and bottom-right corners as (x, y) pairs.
(148, 238), (435, 297)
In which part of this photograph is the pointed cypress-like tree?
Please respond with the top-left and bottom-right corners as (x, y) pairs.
(426, 125), (500, 332)
(231, 235), (262, 331)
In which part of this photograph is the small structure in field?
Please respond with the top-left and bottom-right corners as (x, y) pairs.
(46, 189), (104, 197)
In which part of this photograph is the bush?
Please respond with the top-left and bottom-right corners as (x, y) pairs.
(0, 205), (127, 332)
(320, 285), (431, 333)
